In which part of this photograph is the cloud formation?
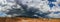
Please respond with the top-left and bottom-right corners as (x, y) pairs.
(0, 0), (60, 18)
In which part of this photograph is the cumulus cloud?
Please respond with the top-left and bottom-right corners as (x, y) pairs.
(0, 0), (21, 17)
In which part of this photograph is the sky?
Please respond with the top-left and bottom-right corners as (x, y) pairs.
(0, 12), (7, 17)
(0, 0), (60, 18)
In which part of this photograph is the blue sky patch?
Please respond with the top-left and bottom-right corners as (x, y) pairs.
(0, 12), (7, 17)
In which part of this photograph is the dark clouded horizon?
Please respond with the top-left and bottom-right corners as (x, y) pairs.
(0, 0), (60, 18)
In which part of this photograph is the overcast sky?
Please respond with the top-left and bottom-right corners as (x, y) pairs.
(0, 0), (60, 18)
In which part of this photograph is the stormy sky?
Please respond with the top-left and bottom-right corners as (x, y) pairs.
(0, 0), (60, 18)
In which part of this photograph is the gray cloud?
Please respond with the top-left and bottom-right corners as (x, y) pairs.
(0, 0), (60, 18)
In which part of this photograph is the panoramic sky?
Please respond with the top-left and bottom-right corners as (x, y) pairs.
(0, 0), (60, 18)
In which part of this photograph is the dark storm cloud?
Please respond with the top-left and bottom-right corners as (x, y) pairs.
(6, 0), (51, 18)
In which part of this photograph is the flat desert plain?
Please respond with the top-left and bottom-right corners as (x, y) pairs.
(0, 17), (60, 22)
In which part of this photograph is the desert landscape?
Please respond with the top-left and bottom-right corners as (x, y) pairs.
(0, 17), (60, 22)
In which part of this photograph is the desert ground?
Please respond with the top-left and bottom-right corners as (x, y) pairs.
(0, 17), (60, 22)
